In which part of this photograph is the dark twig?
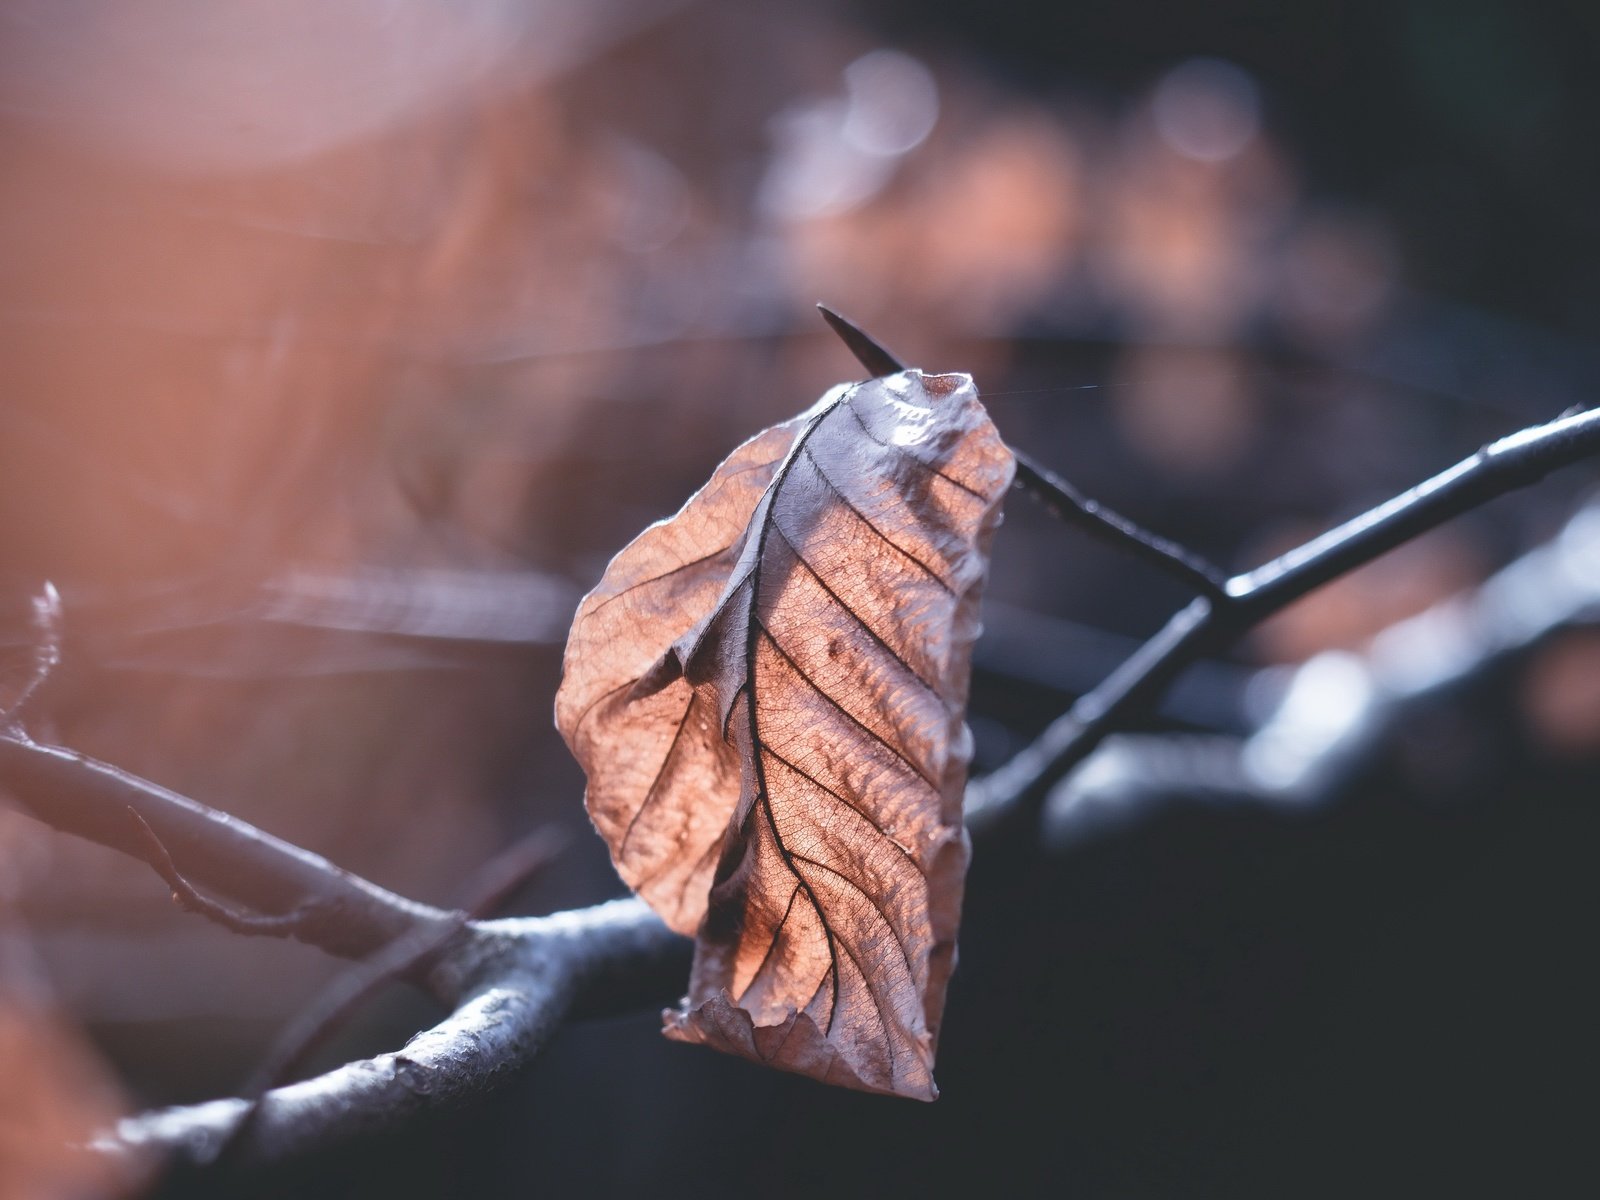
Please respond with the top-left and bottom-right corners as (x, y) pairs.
(1043, 494), (1600, 847)
(0, 735), (452, 960)
(818, 304), (903, 377)
(126, 807), (316, 937)
(96, 495), (1600, 1170)
(969, 402), (1600, 833)
(817, 305), (1231, 600)
(0, 717), (675, 1172)
(1010, 454), (1230, 601)
(1225, 407), (1600, 622)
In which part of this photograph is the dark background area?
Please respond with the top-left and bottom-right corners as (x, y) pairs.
(1, 1), (1597, 1195)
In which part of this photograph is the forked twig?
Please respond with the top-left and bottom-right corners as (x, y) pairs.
(126, 807), (318, 937)
(966, 400), (1600, 832)
(215, 826), (569, 1163)
(813, 306), (1600, 833)
(0, 735), (452, 961)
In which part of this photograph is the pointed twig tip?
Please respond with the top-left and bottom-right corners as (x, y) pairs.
(816, 305), (906, 378)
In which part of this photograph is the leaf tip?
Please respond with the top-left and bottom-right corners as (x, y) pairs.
(816, 305), (906, 378)
(664, 991), (943, 1101)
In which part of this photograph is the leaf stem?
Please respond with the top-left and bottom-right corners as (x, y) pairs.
(1011, 453), (1230, 601)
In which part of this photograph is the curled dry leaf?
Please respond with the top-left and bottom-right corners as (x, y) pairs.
(556, 370), (1013, 1099)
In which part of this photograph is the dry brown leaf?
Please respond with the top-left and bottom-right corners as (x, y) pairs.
(556, 369), (1013, 1099)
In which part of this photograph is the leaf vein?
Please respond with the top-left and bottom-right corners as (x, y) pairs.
(761, 745), (919, 871)
(582, 455), (779, 619)
(800, 445), (957, 595)
(769, 520), (940, 695)
(792, 852), (917, 983)
(618, 692), (698, 861)
(745, 407), (847, 1034)
(755, 621), (938, 791)
(569, 676), (635, 740)
(793, 855), (903, 1075)
(739, 883), (803, 1012)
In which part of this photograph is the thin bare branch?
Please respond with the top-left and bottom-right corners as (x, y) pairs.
(1011, 453), (1230, 600)
(969, 403), (1600, 833)
(1226, 404), (1600, 620)
(817, 306), (1231, 599)
(0, 736), (451, 961)
(1044, 495), (1600, 847)
(125, 807), (317, 937)
(93, 492), (1600, 1170)
(817, 304), (903, 378)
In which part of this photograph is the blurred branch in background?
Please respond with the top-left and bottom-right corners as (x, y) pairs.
(971, 403), (1600, 830)
(1044, 495), (1600, 847)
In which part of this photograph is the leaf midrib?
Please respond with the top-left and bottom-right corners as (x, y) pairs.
(743, 392), (846, 1033)
(738, 382), (943, 1051)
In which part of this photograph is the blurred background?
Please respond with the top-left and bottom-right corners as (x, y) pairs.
(0, 0), (1597, 1195)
